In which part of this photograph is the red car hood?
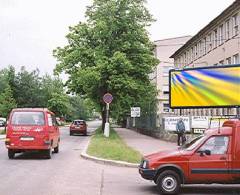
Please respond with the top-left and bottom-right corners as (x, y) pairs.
(144, 148), (184, 161)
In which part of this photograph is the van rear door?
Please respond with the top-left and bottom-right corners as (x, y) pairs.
(9, 111), (46, 146)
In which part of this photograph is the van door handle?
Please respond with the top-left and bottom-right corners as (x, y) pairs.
(220, 156), (227, 160)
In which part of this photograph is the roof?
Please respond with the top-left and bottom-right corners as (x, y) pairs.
(154, 35), (192, 43)
(170, 0), (240, 58)
(11, 108), (54, 114)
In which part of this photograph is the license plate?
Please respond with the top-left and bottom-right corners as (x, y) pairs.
(20, 137), (34, 141)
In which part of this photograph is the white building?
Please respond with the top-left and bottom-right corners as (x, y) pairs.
(152, 36), (191, 115)
(170, 0), (240, 117)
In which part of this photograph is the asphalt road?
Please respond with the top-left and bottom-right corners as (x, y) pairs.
(0, 121), (240, 195)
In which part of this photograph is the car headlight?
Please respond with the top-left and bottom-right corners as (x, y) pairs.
(142, 160), (149, 169)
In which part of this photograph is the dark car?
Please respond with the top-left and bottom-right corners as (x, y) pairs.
(0, 119), (6, 127)
(70, 120), (87, 136)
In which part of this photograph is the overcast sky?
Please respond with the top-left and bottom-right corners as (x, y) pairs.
(0, 0), (235, 75)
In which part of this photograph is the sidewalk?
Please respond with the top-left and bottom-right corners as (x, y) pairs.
(115, 128), (177, 155)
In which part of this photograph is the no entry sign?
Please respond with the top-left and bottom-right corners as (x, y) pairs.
(103, 93), (113, 104)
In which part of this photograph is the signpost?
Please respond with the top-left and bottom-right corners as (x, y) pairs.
(103, 93), (113, 137)
(131, 107), (141, 127)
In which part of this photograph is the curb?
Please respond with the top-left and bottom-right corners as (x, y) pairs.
(80, 138), (139, 168)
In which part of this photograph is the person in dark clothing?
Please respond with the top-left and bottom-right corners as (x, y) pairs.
(176, 118), (186, 146)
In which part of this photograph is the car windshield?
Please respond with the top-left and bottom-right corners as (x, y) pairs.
(181, 135), (205, 151)
(11, 111), (45, 126)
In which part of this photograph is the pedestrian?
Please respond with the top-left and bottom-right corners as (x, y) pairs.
(176, 118), (186, 146)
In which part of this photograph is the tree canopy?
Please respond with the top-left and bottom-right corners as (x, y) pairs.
(53, 0), (159, 125)
(0, 66), (94, 120)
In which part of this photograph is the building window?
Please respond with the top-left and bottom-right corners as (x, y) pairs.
(163, 103), (170, 113)
(207, 33), (212, 52)
(226, 57), (232, 65)
(233, 54), (239, 64)
(163, 66), (173, 76)
(233, 14), (239, 36)
(214, 29), (218, 48)
(199, 41), (203, 56)
(225, 19), (230, 40)
(194, 45), (198, 59)
(203, 38), (207, 55)
(219, 25), (224, 45)
(191, 47), (194, 62)
(219, 60), (224, 65)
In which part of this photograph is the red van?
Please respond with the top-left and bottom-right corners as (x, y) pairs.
(5, 108), (60, 159)
(139, 120), (240, 194)
(70, 120), (87, 136)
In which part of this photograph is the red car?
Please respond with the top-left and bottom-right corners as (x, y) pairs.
(5, 108), (60, 159)
(139, 120), (240, 194)
(70, 120), (87, 136)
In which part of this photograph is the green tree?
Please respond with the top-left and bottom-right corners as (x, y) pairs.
(0, 86), (17, 118)
(68, 96), (95, 121)
(54, 0), (159, 128)
(14, 66), (43, 107)
(47, 93), (70, 117)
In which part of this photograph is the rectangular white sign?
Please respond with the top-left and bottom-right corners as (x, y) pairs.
(164, 116), (190, 132)
(131, 107), (141, 117)
(191, 116), (209, 129)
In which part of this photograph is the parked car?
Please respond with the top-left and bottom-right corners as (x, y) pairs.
(0, 118), (6, 127)
(70, 120), (87, 136)
(139, 120), (240, 195)
(5, 108), (60, 159)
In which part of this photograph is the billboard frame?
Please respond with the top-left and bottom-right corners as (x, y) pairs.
(169, 64), (240, 109)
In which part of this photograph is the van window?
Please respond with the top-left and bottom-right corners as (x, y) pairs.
(11, 112), (45, 125)
(47, 114), (57, 126)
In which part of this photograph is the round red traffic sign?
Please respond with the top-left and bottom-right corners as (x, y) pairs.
(103, 93), (113, 104)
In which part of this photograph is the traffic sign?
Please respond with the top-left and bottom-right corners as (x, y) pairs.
(103, 93), (113, 104)
(131, 107), (141, 117)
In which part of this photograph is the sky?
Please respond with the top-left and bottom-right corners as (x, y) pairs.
(0, 0), (235, 76)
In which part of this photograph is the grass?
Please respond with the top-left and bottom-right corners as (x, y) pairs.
(87, 127), (142, 163)
(0, 129), (6, 135)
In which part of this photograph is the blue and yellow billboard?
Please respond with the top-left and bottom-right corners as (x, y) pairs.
(169, 65), (240, 108)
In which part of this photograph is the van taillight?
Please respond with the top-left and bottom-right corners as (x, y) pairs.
(5, 138), (10, 145)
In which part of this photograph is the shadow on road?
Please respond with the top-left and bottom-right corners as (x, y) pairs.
(139, 185), (240, 195)
(181, 185), (240, 195)
(11, 151), (53, 160)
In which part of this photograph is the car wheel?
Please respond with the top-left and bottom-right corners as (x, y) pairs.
(54, 144), (59, 153)
(156, 170), (181, 195)
(8, 149), (15, 159)
(45, 148), (52, 159)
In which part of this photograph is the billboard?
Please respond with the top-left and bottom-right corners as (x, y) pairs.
(169, 65), (240, 108)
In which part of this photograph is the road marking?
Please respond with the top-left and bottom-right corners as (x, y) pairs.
(100, 169), (104, 195)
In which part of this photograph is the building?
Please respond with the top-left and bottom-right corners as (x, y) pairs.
(170, 0), (240, 117)
(151, 36), (191, 126)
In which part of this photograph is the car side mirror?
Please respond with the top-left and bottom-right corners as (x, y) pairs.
(197, 149), (211, 156)
(204, 149), (211, 156)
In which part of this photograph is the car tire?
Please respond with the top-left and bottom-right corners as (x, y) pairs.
(8, 149), (15, 159)
(54, 144), (59, 153)
(156, 170), (181, 195)
(45, 148), (52, 159)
